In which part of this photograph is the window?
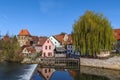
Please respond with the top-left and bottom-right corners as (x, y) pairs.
(45, 46), (47, 50)
(49, 46), (51, 50)
(49, 68), (51, 72)
(47, 40), (49, 43)
(68, 45), (70, 48)
(55, 42), (56, 44)
(47, 76), (49, 78)
(44, 53), (46, 57)
(48, 52), (52, 56)
(23, 36), (24, 39)
(45, 69), (47, 73)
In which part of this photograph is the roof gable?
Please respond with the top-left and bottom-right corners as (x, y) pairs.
(22, 46), (36, 53)
(44, 38), (54, 46)
(38, 36), (48, 46)
(49, 36), (60, 45)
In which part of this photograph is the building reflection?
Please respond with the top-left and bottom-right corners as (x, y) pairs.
(37, 67), (55, 80)
(32, 65), (120, 80)
(36, 65), (77, 80)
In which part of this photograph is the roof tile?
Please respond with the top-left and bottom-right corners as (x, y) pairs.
(113, 29), (120, 40)
(18, 29), (30, 36)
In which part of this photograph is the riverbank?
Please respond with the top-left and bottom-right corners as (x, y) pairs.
(80, 56), (120, 70)
(21, 58), (39, 64)
(80, 66), (120, 80)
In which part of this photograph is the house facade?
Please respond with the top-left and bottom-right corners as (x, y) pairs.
(50, 33), (75, 56)
(22, 46), (36, 56)
(54, 47), (66, 57)
(38, 67), (55, 80)
(42, 39), (55, 57)
(54, 33), (66, 46)
(66, 34), (75, 54)
(49, 36), (60, 47)
(18, 29), (31, 47)
(114, 29), (120, 52)
(35, 45), (42, 53)
(35, 36), (48, 53)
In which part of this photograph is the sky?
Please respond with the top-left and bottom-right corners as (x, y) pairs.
(0, 0), (120, 36)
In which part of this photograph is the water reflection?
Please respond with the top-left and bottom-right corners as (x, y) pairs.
(37, 67), (55, 80)
(35, 66), (75, 80)
(32, 65), (120, 80)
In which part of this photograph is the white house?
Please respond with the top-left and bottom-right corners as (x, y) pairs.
(49, 36), (61, 47)
(22, 46), (36, 56)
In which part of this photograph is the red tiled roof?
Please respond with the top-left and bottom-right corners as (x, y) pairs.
(3, 34), (10, 41)
(113, 29), (120, 40)
(18, 29), (30, 36)
(37, 36), (48, 46)
(31, 36), (39, 44)
(31, 36), (39, 41)
(26, 47), (36, 53)
(21, 45), (30, 50)
(54, 33), (65, 44)
(26, 40), (31, 46)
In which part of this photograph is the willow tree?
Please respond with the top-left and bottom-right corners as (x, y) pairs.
(72, 11), (116, 56)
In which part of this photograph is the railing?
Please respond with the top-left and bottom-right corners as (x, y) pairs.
(39, 57), (80, 69)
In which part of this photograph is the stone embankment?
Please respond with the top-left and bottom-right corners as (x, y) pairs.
(21, 58), (39, 64)
(80, 56), (120, 70)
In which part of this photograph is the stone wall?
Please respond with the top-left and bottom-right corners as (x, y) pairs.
(80, 56), (120, 70)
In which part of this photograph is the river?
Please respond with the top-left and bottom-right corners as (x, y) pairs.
(0, 62), (120, 80)
(32, 65), (120, 80)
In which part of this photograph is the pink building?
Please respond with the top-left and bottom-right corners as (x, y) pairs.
(42, 39), (55, 57)
(38, 67), (55, 80)
(35, 36), (48, 53)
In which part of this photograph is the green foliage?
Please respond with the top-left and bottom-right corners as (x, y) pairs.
(72, 11), (116, 56)
(0, 35), (23, 62)
(37, 51), (42, 57)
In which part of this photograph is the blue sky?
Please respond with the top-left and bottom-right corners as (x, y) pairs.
(0, 0), (120, 36)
